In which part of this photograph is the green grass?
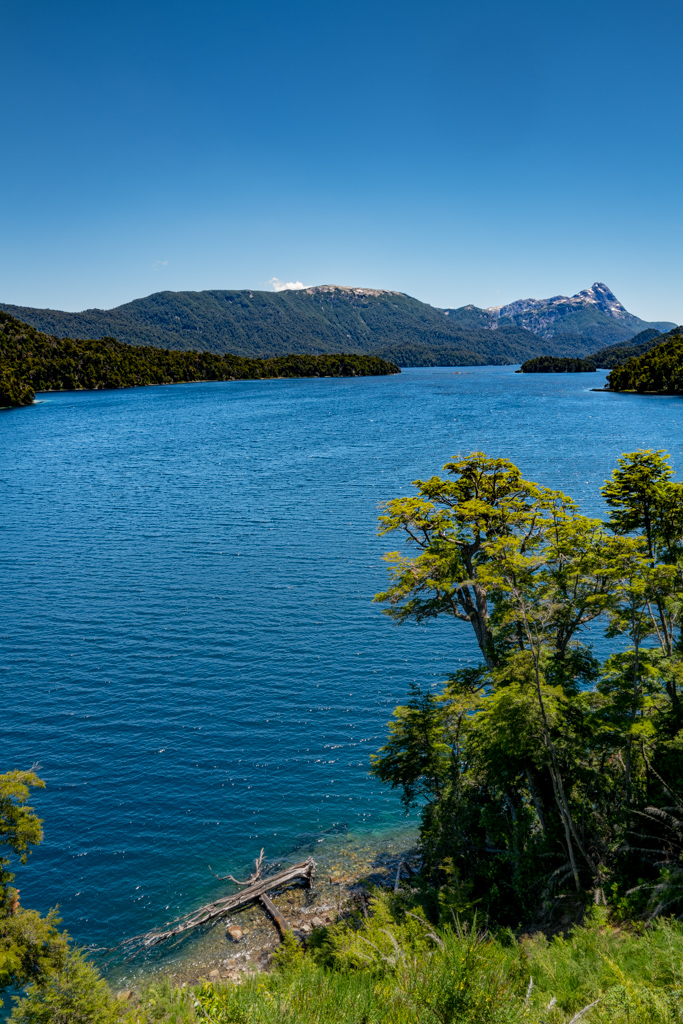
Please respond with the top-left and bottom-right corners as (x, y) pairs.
(129, 895), (683, 1024)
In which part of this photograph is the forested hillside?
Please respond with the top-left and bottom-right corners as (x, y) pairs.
(0, 285), (593, 366)
(607, 327), (683, 392)
(0, 312), (399, 407)
(590, 328), (667, 368)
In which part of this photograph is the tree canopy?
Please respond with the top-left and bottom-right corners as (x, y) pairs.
(607, 328), (683, 393)
(0, 771), (70, 994)
(517, 356), (596, 373)
(372, 450), (683, 925)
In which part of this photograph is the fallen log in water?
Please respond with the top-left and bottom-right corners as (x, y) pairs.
(259, 893), (290, 937)
(127, 857), (316, 947)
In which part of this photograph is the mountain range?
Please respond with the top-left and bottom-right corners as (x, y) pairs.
(0, 282), (674, 367)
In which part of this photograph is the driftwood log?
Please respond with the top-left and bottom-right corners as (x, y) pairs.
(259, 893), (290, 937)
(128, 857), (315, 948)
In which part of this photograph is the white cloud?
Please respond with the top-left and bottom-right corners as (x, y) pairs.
(151, 260), (168, 269)
(268, 277), (307, 292)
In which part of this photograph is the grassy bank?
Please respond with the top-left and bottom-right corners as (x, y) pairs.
(108, 893), (683, 1024)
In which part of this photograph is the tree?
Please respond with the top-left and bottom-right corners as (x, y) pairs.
(9, 948), (123, 1024)
(375, 453), (577, 669)
(0, 771), (68, 992)
(372, 451), (683, 924)
(1, 770), (125, 1022)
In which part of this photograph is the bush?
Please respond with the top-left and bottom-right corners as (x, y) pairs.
(9, 947), (125, 1024)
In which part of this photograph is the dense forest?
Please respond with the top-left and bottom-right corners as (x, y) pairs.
(518, 356), (597, 373)
(607, 328), (683, 392)
(590, 328), (665, 368)
(0, 312), (400, 407)
(0, 286), (595, 366)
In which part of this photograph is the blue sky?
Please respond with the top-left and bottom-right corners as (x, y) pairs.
(2, 0), (681, 320)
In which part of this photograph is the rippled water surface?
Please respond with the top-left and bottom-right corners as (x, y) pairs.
(3, 367), (683, 959)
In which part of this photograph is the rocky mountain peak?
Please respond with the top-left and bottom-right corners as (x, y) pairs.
(486, 283), (629, 322)
(574, 282), (627, 317)
(475, 283), (674, 344)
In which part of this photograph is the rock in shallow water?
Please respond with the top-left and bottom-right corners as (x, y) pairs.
(226, 925), (244, 941)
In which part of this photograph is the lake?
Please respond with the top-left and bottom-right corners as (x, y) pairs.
(3, 366), (683, 971)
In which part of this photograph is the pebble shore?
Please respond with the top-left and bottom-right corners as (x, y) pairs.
(107, 824), (419, 996)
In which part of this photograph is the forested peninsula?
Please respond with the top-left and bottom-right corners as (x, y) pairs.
(607, 328), (683, 393)
(0, 312), (400, 408)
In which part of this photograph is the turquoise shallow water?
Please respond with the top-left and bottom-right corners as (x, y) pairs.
(2, 366), (683, 961)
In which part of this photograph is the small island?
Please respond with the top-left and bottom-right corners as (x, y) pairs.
(516, 355), (596, 373)
(0, 312), (400, 408)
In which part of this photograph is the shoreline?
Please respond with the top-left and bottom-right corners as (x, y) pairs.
(32, 372), (394, 396)
(103, 822), (419, 994)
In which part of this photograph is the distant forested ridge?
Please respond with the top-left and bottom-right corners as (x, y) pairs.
(517, 355), (597, 373)
(589, 328), (668, 368)
(607, 327), (683, 392)
(0, 285), (602, 367)
(0, 312), (399, 407)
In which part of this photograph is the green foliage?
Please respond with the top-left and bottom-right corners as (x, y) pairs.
(0, 770), (70, 994)
(138, 976), (197, 1023)
(0, 311), (400, 405)
(0, 770), (126, 1018)
(0, 908), (68, 993)
(517, 356), (596, 373)
(0, 363), (35, 407)
(0, 768), (119, 1023)
(370, 685), (454, 808)
(372, 449), (683, 926)
(169, 906), (683, 1024)
(271, 931), (306, 970)
(602, 449), (683, 563)
(0, 771), (45, 904)
(8, 946), (125, 1024)
(608, 328), (683, 392)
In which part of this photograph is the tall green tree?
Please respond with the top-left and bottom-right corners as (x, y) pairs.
(0, 770), (67, 992)
(1, 771), (124, 1023)
(372, 451), (683, 925)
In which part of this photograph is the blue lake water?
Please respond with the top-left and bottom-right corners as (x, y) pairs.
(3, 366), (683, 964)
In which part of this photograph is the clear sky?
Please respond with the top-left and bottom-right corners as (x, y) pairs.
(2, 0), (681, 320)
